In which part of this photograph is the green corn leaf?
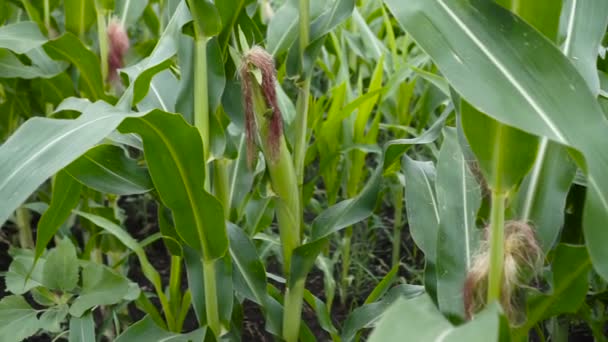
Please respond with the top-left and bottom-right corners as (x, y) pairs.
(403, 156), (440, 263)
(435, 127), (482, 319)
(385, 0), (608, 280)
(119, 111), (228, 261)
(63, 0), (95, 37)
(0, 101), (127, 227)
(227, 223), (268, 306)
(514, 244), (592, 339)
(115, 0), (149, 28)
(341, 285), (424, 342)
(64, 144), (154, 195)
(43, 33), (106, 100)
(0, 49), (67, 79)
(0, 21), (46, 53)
(186, 0), (221, 38)
(369, 294), (504, 342)
(35, 170), (81, 260)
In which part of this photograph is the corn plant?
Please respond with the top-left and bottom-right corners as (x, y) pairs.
(1, 0), (608, 341)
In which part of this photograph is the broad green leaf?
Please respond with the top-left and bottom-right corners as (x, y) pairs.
(5, 251), (46, 294)
(0, 101), (131, 226)
(68, 312), (95, 342)
(403, 157), (439, 262)
(496, 0), (562, 42)
(35, 170), (82, 259)
(115, 0), (148, 27)
(137, 69), (178, 112)
(44, 33), (106, 100)
(186, 0), (221, 37)
(116, 316), (207, 341)
(385, 0), (608, 279)
(121, 1), (191, 106)
(561, 0), (608, 96)
(64, 0), (95, 36)
(435, 128), (482, 319)
(64, 144), (153, 195)
(39, 304), (68, 333)
(460, 99), (538, 192)
(368, 294), (502, 342)
(513, 0), (588, 252)
(183, 246), (206, 324)
(119, 111), (228, 261)
(513, 142), (576, 251)
(341, 285), (424, 342)
(0, 296), (40, 342)
(157, 206), (184, 256)
(42, 238), (79, 292)
(0, 21), (46, 54)
(69, 261), (131, 317)
(0, 49), (66, 79)
(227, 223), (267, 306)
(514, 244), (592, 339)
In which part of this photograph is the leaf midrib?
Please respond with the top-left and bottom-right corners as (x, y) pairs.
(138, 117), (207, 257)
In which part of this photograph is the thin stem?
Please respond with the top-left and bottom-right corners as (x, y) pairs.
(487, 191), (506, 303)
(193, 37), (211, 189)
(340, 227), (352, 305)
(392, 183), (404, 267)
(283, 279), (305, 342)
(213, 159), (230, 218)
(294, 0), (311, 202)
(203, 258), (221, 336)
(95, 0), (108, 84)
(169, 255), (182, 319)
(43, 0), (50, 32)
(16, 207), (34, 249)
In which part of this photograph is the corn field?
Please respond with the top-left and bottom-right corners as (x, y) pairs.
(0, 0), (607, 341)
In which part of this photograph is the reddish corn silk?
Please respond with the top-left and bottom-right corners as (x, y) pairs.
(239, 46), (284, 168)
(107, 19), (129, 82)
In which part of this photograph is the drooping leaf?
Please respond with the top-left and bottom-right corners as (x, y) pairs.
(120, 1), (191, 106)
(64, 144), (153, 195)
(35, 170), (81, 259)
(385, 0), (608, 279)
(435, 127), (482, 319)
(43, 32), (106, 100)
(0, 21), (46, 54)
(0, 101), (131, 226)
(119, 111), (228, 261)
